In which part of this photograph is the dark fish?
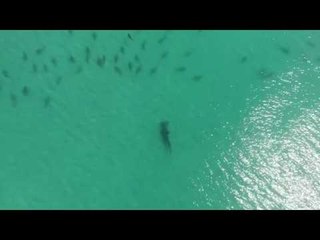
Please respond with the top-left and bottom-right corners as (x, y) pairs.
(51, 57), (57, 66)
(55, 76), (62, 85)
(32, 64), (37, 73)
(114, 66), (122, 76)
(278, 46), (290, 55)
(150, 67), (157, 75)
(10, 93), (17, 107)
(192, 75), (203, 81)
(134, 54), (140, 63)
(240, 56), (248, 63)
(258, 69), (274, 79)
(114, 54), (119, 64)
(35, 46), (46, 55)
(128, 33), (133, 41)
(120, 46), (125, 55)
(158, 36), (166, 44)
(85, 47), (91, 63)
(160, 120), (171, 153)
(175, 66), (186, 72)
(135, 65), (142, 75)
(261, 72), (274, 79)
(141, 40), (147, 50)
(22, 52), (28, 61)
(44, 96), (51, 107)
(22, 86), (30, 96)
(68, 30), (73, 35)
(2, 70), (9, 78)
(306, 41), (316, 48)
(43, 64), (48, 73)
(128, 62), (133, 72)
(184, 51), (192, 57)
(161, 51), (169, 59)
(69, 55), (76, 63)
(75, 66), (83, 74)
(97, 55), (106, 68)
(91, 32), (97, 41)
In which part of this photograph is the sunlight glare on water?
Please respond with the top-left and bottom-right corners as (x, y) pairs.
(193, 56), (320, 209)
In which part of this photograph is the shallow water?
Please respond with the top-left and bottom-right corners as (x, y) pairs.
(0, 30), (319, 209)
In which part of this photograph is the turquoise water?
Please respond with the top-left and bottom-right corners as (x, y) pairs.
(1, 30), (320, 209)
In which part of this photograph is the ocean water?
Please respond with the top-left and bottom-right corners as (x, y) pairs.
(0, 30), (320, 209)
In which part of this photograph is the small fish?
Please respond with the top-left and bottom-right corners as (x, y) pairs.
(278, 46), (290, 55)
(184, 51), (192, 57)
(68, 30), (73, 35)
(161, 51), (169, 59)
(85, 47), (91, 63)
(32, 64), (38, 73)
(135, 65), (142, 75)
(158, 35), (167, 44)
(306, 41), (316, 48)
(44, 96), (51, 107)
(69, 55), (76, 63)
(35, 46), (46, 55)
(128, 33), (133, 41)
(91, 32), (97, 41)
(128, 62), (133, 72)
(10, 93), (17, 107)
(43, 64), (48, 73)
(160, 120), (171, 153)
(51, 57), (57, 66)
(240, 56), (248, 63)
(192, 75), (203, 81)
(55, 76), (62, 85)
(134, 54), (140, 63)
(114, 66), (122, 76)
(114, 54), (119, 64)
(141, 40), (147, 50)
(22, 52), (28, 61)
(97, 55), (106, 68)
(150, 67), (157, 75)
(258, 69), (274, 79)
(120, 46), (125, 55)
(22, 86), (30, 96)
(2, 70), (9, 78)
(75, 66), (83, 74)
(175, 66), (186, 72)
